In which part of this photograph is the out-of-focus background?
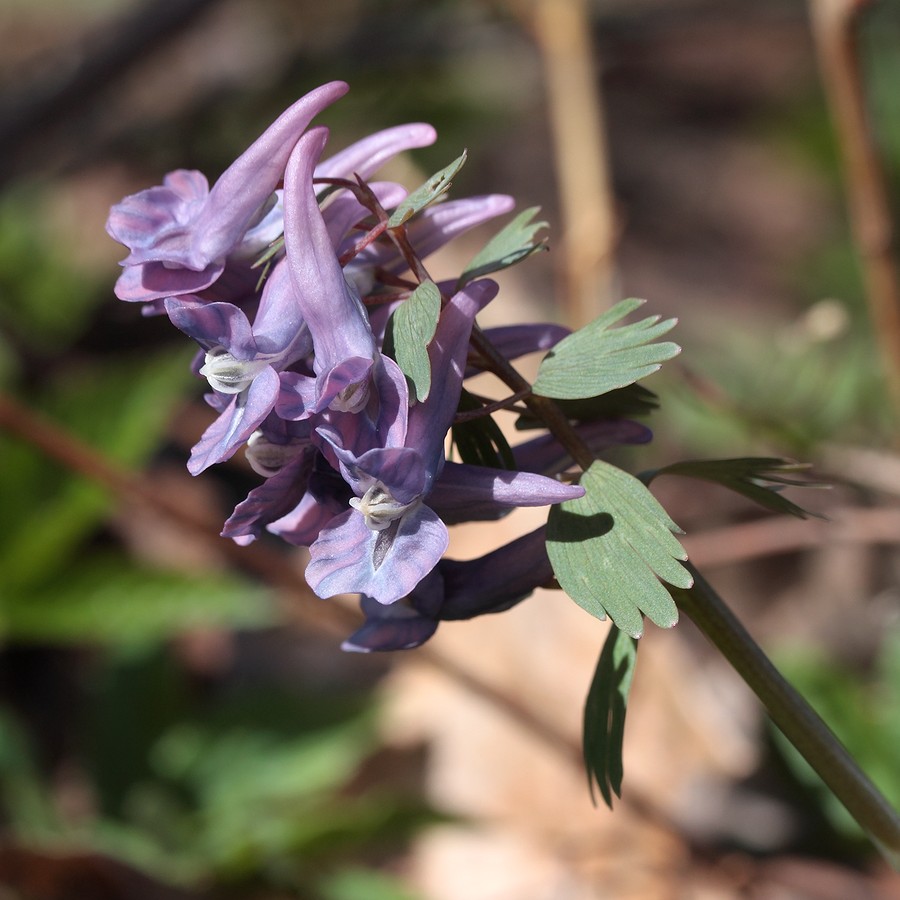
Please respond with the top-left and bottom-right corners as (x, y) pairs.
(1, 1), (899, 897)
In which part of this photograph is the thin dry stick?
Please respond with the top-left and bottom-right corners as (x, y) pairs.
(683, 506), (900, 569)
(808, 0), (900, 418)
(512, 0), (618, 325)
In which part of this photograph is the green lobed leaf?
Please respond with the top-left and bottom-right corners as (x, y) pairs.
(546, 460), (691, 637)
(457, 206), (549, 287)
(532, 298), (680, 400)
(644, 457), (825, 519)
(387, 151), (467, 228)
(451, 389), (515, 469)
(583, 627), (638, 808)
(391, 279), (441, 402)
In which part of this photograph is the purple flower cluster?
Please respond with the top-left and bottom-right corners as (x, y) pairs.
(107, 82), (649, 651)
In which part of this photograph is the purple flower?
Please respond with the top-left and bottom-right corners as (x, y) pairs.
(107, 81), (350, 306)
(342, 527), (554, 652)
(275, 127), (380, 421)
(221, 436), (316, 545)
(429, 419), (652, 525)
(466, 322), (571, 376)
(165, 251), (314, 474)
(347, 194), (516, 277)
(303, 279), (584, 605)
(315, 123), (436, 182)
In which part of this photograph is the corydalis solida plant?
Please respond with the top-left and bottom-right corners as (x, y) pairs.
(107, 81), (900, 860)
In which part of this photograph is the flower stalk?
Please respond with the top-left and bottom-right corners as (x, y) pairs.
(673, 565), (900, 865)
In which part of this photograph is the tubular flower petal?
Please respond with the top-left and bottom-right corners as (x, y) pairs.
(107, 81), (348, 303)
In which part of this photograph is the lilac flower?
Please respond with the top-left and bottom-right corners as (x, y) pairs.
(221, 437), (316, 545)
(276, 127), (381, 420)
(467, 322), (571, 375)
(429, 419), (652, 524)
(106, 82), (621, 653)
(342, 527), (554, 652)
(303, 280), (585, 605)
(346, 194), (516, 277)
(107, 81), (350, 305)
(322, 182), (407, 254)
(265, 462), (354, 547)
(165, 253), (313, 474)
(315, 123), (436, 182)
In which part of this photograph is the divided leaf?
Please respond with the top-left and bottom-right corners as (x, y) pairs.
(387, 151), (467, 228)
(533, 298), (680, 400)
(645, 457), (825, 519)
(457, 206), (548, 287)
(391, 279), (441, 402)
(583, 627), (638, 808)
(546, 460), (692, 638)
(451, 389), (515, 469)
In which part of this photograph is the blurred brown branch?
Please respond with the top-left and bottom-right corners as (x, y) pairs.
(509, 0), (618, 325)
(808, 0), (900, 421)
(684, 505), (900, 569)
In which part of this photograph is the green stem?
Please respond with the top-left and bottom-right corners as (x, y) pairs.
(674, 564), (900, 867)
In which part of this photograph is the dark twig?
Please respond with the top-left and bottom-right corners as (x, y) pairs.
(808, 0), (900, 418)
(451, 387), (532, 423)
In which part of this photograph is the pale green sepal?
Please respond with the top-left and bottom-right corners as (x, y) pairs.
(583, 626), (638, 808)
(532, 298), (680, 400)
(457, 206), (548, 287)
(392, 279), (441, 402)
(387, 151), (467, 228)
(546, 460), (691, 638)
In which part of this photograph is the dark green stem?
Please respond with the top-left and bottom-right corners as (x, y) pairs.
(674, 564), (900, 866)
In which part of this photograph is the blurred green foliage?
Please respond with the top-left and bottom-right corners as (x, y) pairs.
(772, 627), (900, 845)
(0, 649), (432, 895)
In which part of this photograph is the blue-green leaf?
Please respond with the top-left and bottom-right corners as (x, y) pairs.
(584, 627), (638, 808)
(387, 151), (467, 228)
(451, 389), (515, 470)
(457, 206), (548, 287)
(532, 298), (680, 400)
(644, 457), (825, 519)
(391, 279), (441, 402)
(546, 460), (691, 637)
